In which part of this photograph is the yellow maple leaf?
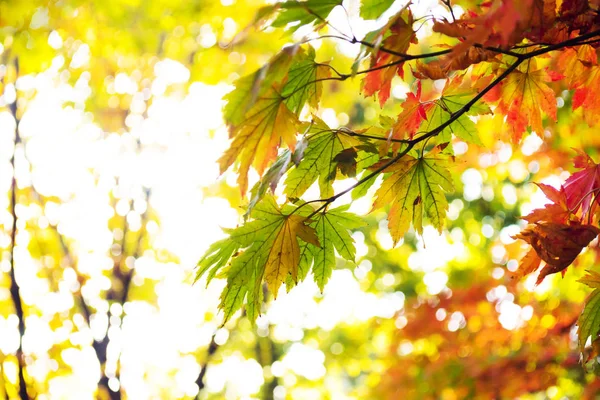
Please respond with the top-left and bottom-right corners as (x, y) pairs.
(219, 91), (299, 194)
(265, 214), (320, 295)
(372, 152), (454, 244)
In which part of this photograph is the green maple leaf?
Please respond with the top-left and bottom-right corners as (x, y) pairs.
(285, 119), (361, 199)
(281, 46), (330, 114)
(196, 239), (240, 285)
(578, 271), (600, 352)
(223, 46), (298, 126)
(221, 46), (333, 196)
(310, 206), (364, 291)
(373, 150), (454, 244)
(284, 205), (364, 291)
(196, 196), (320, 323)
(421, 77), (492, 147)
(272, 0), (342, 31)
(360, 0), (395, 20)
(247, 149), (293, 218)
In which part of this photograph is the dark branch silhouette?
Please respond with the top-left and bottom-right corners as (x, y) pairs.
(7, 57), (33, 400)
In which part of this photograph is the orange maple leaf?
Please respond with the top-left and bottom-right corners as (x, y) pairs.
(557, 45), (600, 126)
(363, 9), (417, 106)
(492, 60), (557, 142)
(522, 183), (571, 224)
(555, 45), (600, 126)
(515, 222), (600, 284)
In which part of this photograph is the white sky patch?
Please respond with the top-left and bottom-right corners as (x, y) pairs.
(407, 226), (461, 272)
(204, 355), (264, 397)
(281, 343), (326, 381)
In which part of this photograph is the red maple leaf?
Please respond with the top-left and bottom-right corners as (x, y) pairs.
(563, 149), (600, 218)
(391, 82), (431, 140)
(363, 10), (417, 106)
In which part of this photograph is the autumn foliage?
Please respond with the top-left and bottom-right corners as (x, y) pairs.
(193, 0), (600, 396)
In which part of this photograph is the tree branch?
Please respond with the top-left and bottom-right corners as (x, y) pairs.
(195, 335), (219, 395)
(112, 187), (152, 398)
(28, 190), (112, 397)
(7, 57), (33, 400)
(342, 128), (411, 144)
(297, 30), (600, 218)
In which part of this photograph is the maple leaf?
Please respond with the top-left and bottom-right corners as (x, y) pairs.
(333, 148), (359, 177)
(522, 183), (571, 224)
(563, 149), (600, 218)
(284, 119), (361, 199)
(219, 91), (300, 194)
(350, 144), (381, 198)
(573, 70), (600, 126)
(247, 150), (293, 217)
(271, 0), (342, 32)
(362, 8), (417, 106)
(421, 75), (491, 146)
(556, 45), (600, 126)
(281, 46), (331, 114)
(573, 67), (600, 126)
(285, 240), (315, 291)
(391, 82), (431, 141)
(372, 150), (454, 244)
(196, 239), (240, 285)
(263, 212), (320, 294)
(555, 45), (596, 89)
(515, 248), (543, 278)
(221, 45), (333, 195)
(493, 60), (558, 142)
(309, 206), (364, 291)
(196, 196), (320, 323)
(577, 270), (600, 352)
(579, 270), (600, 288)
(515, 222), (600, 284)
(360, 0), (394, 19)
(224, 46), (298, 126)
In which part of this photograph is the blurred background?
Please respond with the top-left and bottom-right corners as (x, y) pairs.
(1, 0), (600, 399)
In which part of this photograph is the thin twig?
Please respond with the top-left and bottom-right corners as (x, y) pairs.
(195, 335), (219, 395)
(442, 0), (457, 22)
